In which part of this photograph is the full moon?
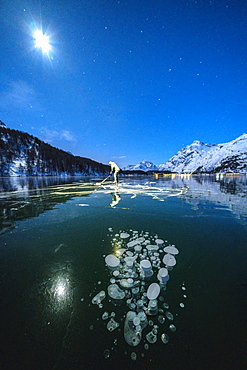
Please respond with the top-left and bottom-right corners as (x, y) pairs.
(33, 30), (51, 54)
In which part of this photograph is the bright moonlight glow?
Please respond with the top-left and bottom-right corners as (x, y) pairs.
(33, 30), (51, 54)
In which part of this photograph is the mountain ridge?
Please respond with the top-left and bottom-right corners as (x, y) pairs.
(124, 134), (247, 174)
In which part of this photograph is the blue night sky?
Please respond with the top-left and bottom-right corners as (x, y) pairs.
(1, 0), (246, 168)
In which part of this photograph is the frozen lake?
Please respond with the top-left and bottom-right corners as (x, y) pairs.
(0, 175), (246, 369)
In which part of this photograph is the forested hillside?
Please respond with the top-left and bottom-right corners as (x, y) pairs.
(0, 121), (109, 176)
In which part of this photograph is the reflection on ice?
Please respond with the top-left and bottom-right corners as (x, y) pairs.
(1, 175), (247, 235)
(42, 263), (74, 314)
(99, 181), (188, 202)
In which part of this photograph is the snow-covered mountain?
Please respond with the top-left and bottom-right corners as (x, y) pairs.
(159, 134), (247, 173)
(125, 134), (247, 174)
(124, 160), (158, 172)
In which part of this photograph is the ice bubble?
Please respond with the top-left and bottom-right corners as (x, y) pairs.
(161, 333), (169, 344)
(103, 349), (110, 358)
(147, 299), (158, 316)
(158, 315), (166, 324)
(136, 299), (144, 309)
(102, 311), (109, 320)
(147, 283), (160, 300)
(169, 324), (176, 332)
(155, 239), (164, 245)
(124, 311), (142, 346)
(152, 326), (158, 335)
(108, 228), (113, 232)
(131, 352), (137, 361)
(120, 232), (130, 239)
(163, 254), (176, 267)
(127, 311), (136, 321)
(164, 245), (179, 255)
(182, 286), (186, 291)
(92, 291), (106, 305)
(110, 278), (116, 284)
(135, 237), (145, 244)
(138, 311), (148, 327)
(107, 284), (125, 300)
(126, 302), (133, 313)
(105, 254), (120, 268)
(183, 294), (187, 298)
(132, 287), (140, 296)
(163, 302), (169, 309)
(119, 278), (136, 289)
(140, 259), (152, 271)
(116, 248), (126, 256)
(133, 316), (141, 326)
(144, 343), (149, 350)
(130, 303), (136, 310)
(157, 268), (170, 283)
(165, 311), (174, 320)
(180, 303), (185, 308)
(126, 251), (134, 256)
(113, 270), (120, 277)
(127, 240), (139, 248)
(134, 245), (142, 253)
(107, 318), (120, 332)
(146, 331), (157, 344)
(144, 240), (151, 245)
(146, 245), (159, 251)
(124, 256), (136, 267)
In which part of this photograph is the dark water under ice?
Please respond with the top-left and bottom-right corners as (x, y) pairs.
(0, 175), (246, 369)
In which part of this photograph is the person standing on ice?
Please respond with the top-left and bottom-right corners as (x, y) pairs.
(109, 161), (120, 183)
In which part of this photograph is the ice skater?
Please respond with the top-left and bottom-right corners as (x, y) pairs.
(109, 161), (120, 183)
